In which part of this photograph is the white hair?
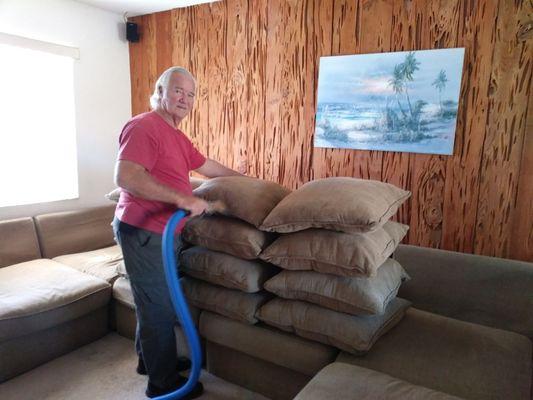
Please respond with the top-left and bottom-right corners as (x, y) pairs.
(149, 67), (196, 109)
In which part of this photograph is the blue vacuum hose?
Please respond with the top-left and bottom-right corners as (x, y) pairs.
(155, 209), (202, 400)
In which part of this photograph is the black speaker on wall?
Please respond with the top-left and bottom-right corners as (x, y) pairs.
(126, 22), (140, 42)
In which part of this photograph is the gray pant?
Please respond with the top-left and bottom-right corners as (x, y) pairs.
(112, 218), (183, 389)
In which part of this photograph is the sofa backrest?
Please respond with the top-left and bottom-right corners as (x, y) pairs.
(0, 217), (42, 268)
(34, 205), (116, 259)
(395, 244), (533, 339)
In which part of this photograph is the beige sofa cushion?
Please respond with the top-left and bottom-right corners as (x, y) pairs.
(53, 245), (123, 283)
(261, 178), (411, 234)
(395, 244), (533, 339)
(34, 205), (116, 258)
(182, 277), (271, 324)
(0, 259), (111, 341)
(257, 297), (410, 354)
(337, 308), (533, 400)
(112, 276), (135, 308)
(260, 221), (408, 277)
(0, 217), (41, 268)
(294, 362), (463, 400)
(193, 176), (291, 227)
(112, 277), (201, 325)
(183, 215), (275, 259)
(264, 259), (409, 316)
(180, 246), (279, 293)
(105, 188), (121, 202)
(200, 311), (339, 376)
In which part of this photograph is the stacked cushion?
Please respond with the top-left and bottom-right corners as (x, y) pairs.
(255, 177), (412, 354)
(181, 277), (271, 324)
(257, 297), (411, 354)
(185, 176), (412, 352)
(183, 215), (275, 259)
(260, 177), (411, 234)
(181, 247), (278, 293)
(264, 258), (409, 316)
(260, 221), (408, 277)
(193, 176), (291, 227)
(181, 177), (290, 325)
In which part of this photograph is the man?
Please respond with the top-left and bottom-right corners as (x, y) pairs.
(112, 66), (241, 399)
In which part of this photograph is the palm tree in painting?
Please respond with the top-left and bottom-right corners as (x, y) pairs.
(400, 52), (420, 117)
(432, 69), (448, 117)
(387, 51), (424, 139)
(389, 64), (408, 119)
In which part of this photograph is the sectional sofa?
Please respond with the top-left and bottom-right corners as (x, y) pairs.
(0, 204), (531, 400)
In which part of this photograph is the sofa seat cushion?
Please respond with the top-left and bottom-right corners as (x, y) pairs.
(0, 259), (111, 341)
(336, 308), (532, 400)
(112, 276), (135, 308)
(294, 362), (463, 400)
(53, 245), (123, 283)
(111, 277), (201, 325)
(200, 311), (338, 376)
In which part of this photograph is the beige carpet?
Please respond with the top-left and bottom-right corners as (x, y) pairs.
(0, 333), (270, 400)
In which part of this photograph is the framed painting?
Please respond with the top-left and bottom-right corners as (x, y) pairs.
(314, 48), (465, 155)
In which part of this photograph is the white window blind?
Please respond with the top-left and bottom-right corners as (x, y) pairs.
(0, 33), (79, 207)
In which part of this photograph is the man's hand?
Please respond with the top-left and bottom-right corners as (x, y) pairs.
(179, 196), (209, 217)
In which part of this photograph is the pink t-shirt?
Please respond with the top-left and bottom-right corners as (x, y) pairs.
(115, 111), (206, 234)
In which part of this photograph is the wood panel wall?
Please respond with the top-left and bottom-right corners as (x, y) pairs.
(128, 0), (532, 262)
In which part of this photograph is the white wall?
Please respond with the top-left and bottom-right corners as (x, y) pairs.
(0, 0), (131, 220)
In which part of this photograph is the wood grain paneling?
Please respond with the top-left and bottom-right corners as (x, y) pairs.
(274, 0), (311, 189)
(187, 6), (210, 157)
(442, 0), (499, 253)
(311, 0), (336, 180)
(313, 0), (360, 181)
(129, 0), (533, 261)
(474, 0), (532, 258)
(511, 89), (533, 261)
(409, 0), (461, 249)
(245, 0), (267, 179)
(206, 2), (228, 168)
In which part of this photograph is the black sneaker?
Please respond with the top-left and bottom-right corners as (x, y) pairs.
(137, 357), (192, 375)
(145, 376), (204, 399)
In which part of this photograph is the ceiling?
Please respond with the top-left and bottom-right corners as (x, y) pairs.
(73, 0), (220, 17)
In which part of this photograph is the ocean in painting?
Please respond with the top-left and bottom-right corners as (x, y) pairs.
(314, 48), (465, 155)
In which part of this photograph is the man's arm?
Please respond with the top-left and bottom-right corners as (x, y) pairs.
(195, 158), (244, 178)
(114, 160), (207, 216)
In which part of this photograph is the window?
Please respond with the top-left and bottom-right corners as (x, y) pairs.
(0, 33), (79, 207)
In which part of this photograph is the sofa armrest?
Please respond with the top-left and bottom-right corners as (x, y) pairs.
(395, 244), (533, 338)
